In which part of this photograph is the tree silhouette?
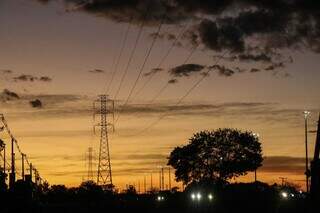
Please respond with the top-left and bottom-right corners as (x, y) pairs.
(168, 128), (263, 185)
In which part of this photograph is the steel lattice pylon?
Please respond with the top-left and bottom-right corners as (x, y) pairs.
(86, 147), (94, 182)
(93, 95), (114, 188)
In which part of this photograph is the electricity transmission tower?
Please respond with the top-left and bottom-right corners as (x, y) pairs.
(93, 95), (114, 188)
(86, 147), (94, 182)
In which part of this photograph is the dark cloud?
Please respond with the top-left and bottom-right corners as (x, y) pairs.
(150, 32), (176, 41)
(88, 69), (105, 74)
(209, 65), (235, 77)
(143, 68), (163, 77)
(238, 53), (272, 63)
(250, 68), (261, 73)
(36, 0), (320, 63)
(13, 74), (53, 82)
(265, 62), (285, 71)
(39, 76), (52, 82)
(0, 89), (20, 101)
(169, 64), (205, 77)
(182, 29), (199, 47)
(212, 55), (237, 62)
(235, 67), (246, 73)
(198, 19), (245, 53)
(168, 79), (178, 84)
(30, 99), (43, 108)
(14, 74), (38, 82)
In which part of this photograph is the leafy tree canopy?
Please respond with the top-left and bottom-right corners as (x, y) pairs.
(168, 128), (263, 185)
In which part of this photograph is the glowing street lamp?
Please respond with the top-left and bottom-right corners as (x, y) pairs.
(196, 193), (201, 200)
(191, 193), (196, 200)
(157, 195), (164, 201)
(281, 192), (288, 199)
(191, 192), (202, 201)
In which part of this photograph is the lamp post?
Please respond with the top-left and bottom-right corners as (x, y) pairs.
(253, 133), (260, 182)
(303, 111), (311, 193)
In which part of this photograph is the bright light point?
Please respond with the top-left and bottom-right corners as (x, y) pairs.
(281, 192), (288, 198)
(303, 111), (311, 118)
(197, 193), (201, 200)
(208, 194), (213, 200)
(157, 196), (164, 201)
(191, 193), (195, 200)
(299, 190), (303, 194)
(290, 193), (295, 198)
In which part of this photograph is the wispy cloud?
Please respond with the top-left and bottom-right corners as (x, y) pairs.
(0, 69), (13, 74)
(88, 69), (105, 74)
(0, 89), (20, 102)
(144, 68), (164, 77)
(260, 156), (306, 174)
(169, 64), (205, 77)
(13, 74), (53, 83)
(1, 93), (316, 129)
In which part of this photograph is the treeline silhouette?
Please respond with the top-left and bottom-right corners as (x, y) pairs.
(0, 179), (317, 213)
(1, 128), (318, 212)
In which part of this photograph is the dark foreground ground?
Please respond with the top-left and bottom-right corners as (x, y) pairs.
(0, 181), (319, 213)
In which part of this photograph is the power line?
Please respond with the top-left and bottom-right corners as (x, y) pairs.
(106, 18), (133, 94)
(113, 10), (148, 101)
(149, 81), (170, 103)
(0, 114), (46, 184)
(115, 16), (165, 124)
(148, 43), (199, 104)
(125, 50), (230, 136)
(133, 24), (189, 97)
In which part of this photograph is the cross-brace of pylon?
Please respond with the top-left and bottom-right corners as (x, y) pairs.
(93, 95), (115, 189)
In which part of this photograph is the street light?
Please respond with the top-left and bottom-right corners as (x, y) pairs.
(303, 110), (311, 193)
(281, 191), (288, 199)
(191, 193), (196, 200)
(196, 193), (202, 200)
(191, 192), (202, 201)
(157, 195), (165, 201)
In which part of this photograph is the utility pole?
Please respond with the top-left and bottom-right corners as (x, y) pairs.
(30, 163), (33, 183)
(144, 175), (146, 193)
(94, 95), (114, 188)
(161, 167), (164, 191)
(150, 173), (153, 190)
(9, 138), (15, 189)
(304, 111), (311, 192)
(0, 141), (5, 186)
(2, 143), (5, 178)
(22, 153), (25, 181)
(159, 169), (161, 190)
(168, 167), (171, 190)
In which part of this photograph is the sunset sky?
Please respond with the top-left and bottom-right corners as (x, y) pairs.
(1, 0), (320, 190)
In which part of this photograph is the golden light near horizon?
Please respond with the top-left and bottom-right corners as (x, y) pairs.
(0, 0), (320, 191)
